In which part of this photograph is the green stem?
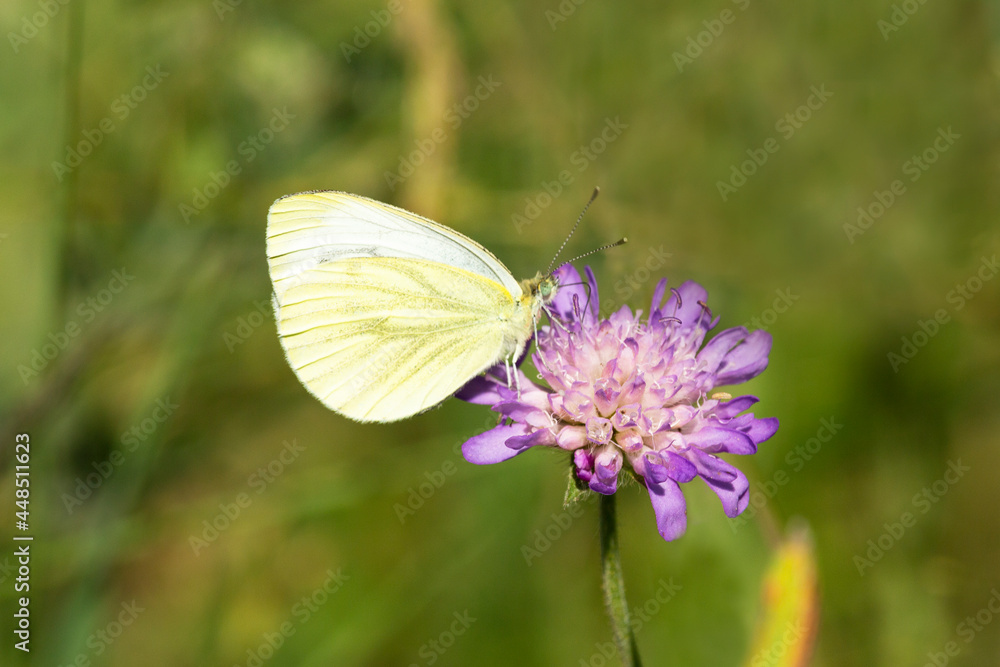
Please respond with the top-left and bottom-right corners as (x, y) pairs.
(600, 493), (643, 667)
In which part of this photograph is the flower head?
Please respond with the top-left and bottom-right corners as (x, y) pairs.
(458, 264), (778, 541)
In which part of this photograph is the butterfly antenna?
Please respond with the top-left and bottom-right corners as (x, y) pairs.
(560, 237), (629, 266)
(546, 187), (601, 275)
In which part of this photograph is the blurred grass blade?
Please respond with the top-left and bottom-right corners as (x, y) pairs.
(743, 521), (819, 667)
(58, 0), (86, 302)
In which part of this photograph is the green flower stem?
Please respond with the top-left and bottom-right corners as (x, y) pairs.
(600, 492), (643, 667)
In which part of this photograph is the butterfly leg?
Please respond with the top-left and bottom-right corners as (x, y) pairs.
(543, 304), (569, 332)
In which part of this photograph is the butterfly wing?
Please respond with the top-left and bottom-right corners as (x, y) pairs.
(266, 192), (528, 422)
(267, 190), (523, 303)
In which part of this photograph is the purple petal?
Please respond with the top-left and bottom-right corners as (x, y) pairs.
(595, 448), (622, 480)
(667, 405), (697, 430)
(710, 395), (760, 419)
(663, 281), (710, 329)
(583, 265), (600, 321)
(586, 416), (613, 445)
(715, 330), (773, 385)
(593, 377), (621, 417)
(562, 390), (595, 421)
(641, 450), (697, 484)
(690, 450), (749, 517)
(750, 416), (779, 443)
(608, 305), (635, 329)
(648, 278), (669, 322)
(575, 448), (614, 494)
(684, 426), (757, 455)
(589, 478), (618, 495)
(726, 414), (780, 445)
(645, 478), (688, 541)
(495, 401), (551, 428)
(613, 338), (639, 382)
(642, 455), (670, 484)
(697, 327), (750, 374)
(455, 376), (504, 405)
(619, 377), (646, 407)
(507, 428), (555, 451)
(689, 449), (738, 483)
(550, 264), (586, 322)
(556, 425), (588, 449)
(615, 430), (644, 453)
(462, 424), (532, 464)
(663, 451), (698, 482)
(573, 448), (594, 474)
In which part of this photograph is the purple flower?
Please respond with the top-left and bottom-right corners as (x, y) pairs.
(458, 264), (778, 541)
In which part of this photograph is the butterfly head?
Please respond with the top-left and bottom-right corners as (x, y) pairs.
(537, 272), (559, 304)
(521, 271), (559, 311)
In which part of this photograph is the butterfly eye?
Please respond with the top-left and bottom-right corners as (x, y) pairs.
(538, 276), (559, 301)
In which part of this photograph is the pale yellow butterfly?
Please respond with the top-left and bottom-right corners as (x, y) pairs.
(265, 190), (561, 423)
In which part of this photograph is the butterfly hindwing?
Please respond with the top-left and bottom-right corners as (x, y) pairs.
(275, 255), (521, 422)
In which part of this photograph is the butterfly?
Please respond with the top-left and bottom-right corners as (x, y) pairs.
(265, 191), (561, 423)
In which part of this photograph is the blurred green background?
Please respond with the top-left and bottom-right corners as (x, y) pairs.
(2, 0), (999, 665)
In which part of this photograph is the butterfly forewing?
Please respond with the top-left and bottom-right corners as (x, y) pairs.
(267, 191), (522, 304)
